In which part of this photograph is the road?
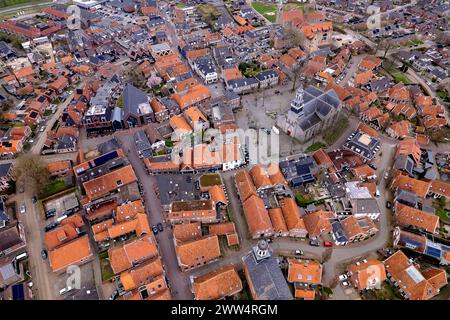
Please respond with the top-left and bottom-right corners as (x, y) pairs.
(14, 184), (58, 300)
(11, 82), (86, 300)
(114, 130), (193, 300)
(0, 1), (52, 15)
(31, 90), (78, 155)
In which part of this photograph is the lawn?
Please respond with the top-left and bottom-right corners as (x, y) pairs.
(323, 116), (349, 145)
(99, 252), (115, 282)
(387, 67), (413, 84)
(199, 173), (222, 187)
(39, 180), (73, 199)
(306, 142), (326, 153)
(251, 2), (277, 23)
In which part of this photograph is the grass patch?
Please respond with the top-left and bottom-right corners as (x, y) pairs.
(0, 0), (41, 8)
(44, 109), (52, 117)
(251, 1), (277, 23)
(283, 3), (304, 11)
(295, 193), (315, 207)
(306, 142), (326, 153)
(436, 209), (450, 222)
(165, 139), (174, 148)
(199, 173), (222, 187)
(386, 66), (413, 84)
(239, 61), (264, 78)
(99, 252), (115, 282)
(374, 282), (402, 300)
(323, 116), (349, 145)
(175, 2), (186, 8)
(39, 180), (73, 199)
(409, 39), (424, 46)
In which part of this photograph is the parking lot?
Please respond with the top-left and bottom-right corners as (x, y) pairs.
(43, 192), (79, 221)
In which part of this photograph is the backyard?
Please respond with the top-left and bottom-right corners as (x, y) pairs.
(99, 251), (114, 282)
(39, 180), (74, 199)
(251, 2), (277, 23)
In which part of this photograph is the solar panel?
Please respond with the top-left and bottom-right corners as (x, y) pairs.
(425, 246), (442, 259)
(93, 150), (118, 167)
(12, 284), (24, 300)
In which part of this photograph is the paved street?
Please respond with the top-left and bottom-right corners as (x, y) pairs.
(114, 130), (193, 300)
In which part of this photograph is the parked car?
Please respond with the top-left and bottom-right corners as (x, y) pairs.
(294, 249), (304, 256)
(323, 241), (333, 247)
(41, 249), (48, 260)
(152, 225), (159, 235)
(32, 196), (37, 204)
(59, 286), (73, 295)
(46, 208), (56, 218)
(20, 205), (26, 214)
(338, 274), (348, 281)
(309, 239), (320, 247)
(45, 223), (58, 232)
(157, 222), (164, 232)
(386, 201), (392, 209)
(342, 281), (350, 287)
(109, 290), (119, 300)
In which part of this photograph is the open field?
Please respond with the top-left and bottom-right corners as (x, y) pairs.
(0, 0), (39, 8)
(251, 1), (277, 23)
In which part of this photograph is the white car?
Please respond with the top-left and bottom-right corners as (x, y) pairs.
(338, 274), (348, 281)
(20, 205), (26, 214)
(342, 281), (350, 287)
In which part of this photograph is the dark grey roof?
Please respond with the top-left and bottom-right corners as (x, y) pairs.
(121, 84), (151, 117)
(133, 130), (152, 153)
(0, 226), (23, 253)
(343, 131), (380, 160)
(370, 77), (391, 92)
(332, 220), (348, 243)
(227, 77), (258, 88)
(195, 57), (216, 75)
(0, 199), (8, 223)
(98, 138), (120, 155)
(352, 198), (380, 214)
(395, 189), (418, 207)
(291, 86), (341, 131)
(0, 41), (15, 58)
(242, 251), (293, 300)
(0, 163), (12, 178)
(255, 70), (277, 82)
(56, 135), (77, 150)
(393, 154), (415, 176)
(224, 90), (240, 102)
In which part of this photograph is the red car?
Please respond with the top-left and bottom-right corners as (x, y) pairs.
(323, 241), (333, 247)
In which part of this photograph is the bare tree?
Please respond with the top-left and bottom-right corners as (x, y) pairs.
(284, 25), (302, 49)
(321, 248), (333, 263)
(290, 63), (302, 92)
(13, 154), (50, 195)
